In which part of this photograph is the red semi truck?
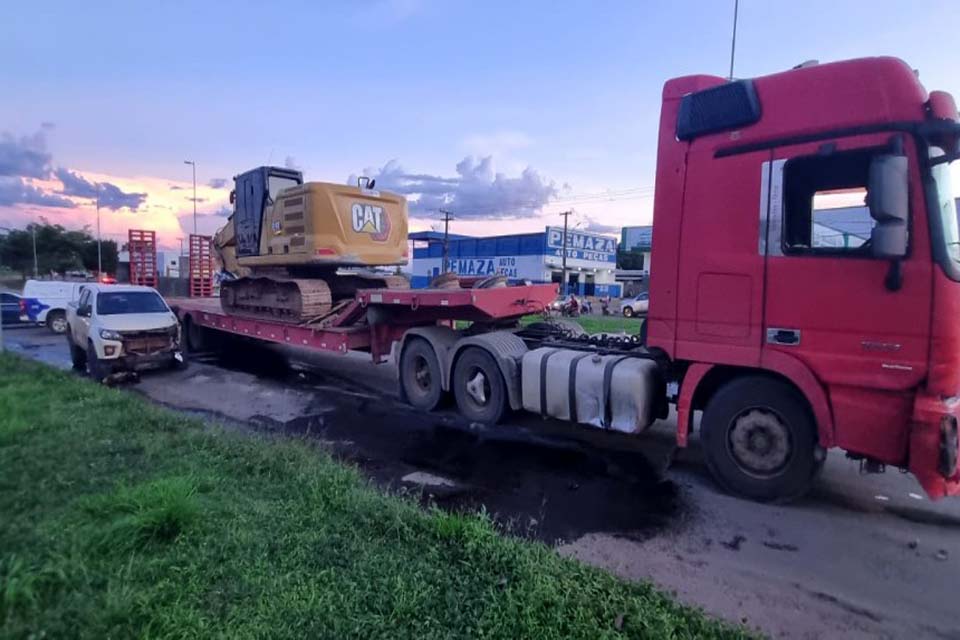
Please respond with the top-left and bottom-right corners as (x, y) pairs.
(174, 56), (960, 502)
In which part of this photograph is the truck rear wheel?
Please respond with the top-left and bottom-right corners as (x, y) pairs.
(452, 347), (507, 425)
(399, 338), (444, 411)
(701, 376), (818, 502)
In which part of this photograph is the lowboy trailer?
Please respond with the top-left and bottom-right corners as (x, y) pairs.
(174, 55), (960, 503)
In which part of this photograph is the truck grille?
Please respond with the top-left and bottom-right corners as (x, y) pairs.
(121, 329), (174, 355)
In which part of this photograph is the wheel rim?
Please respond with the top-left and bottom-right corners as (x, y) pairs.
(412, 354), (432, 393)
(464, 368), (489, 406)
(726, 408), (792, 477)
(51, 316), (67, 332)
(623, 308), (632, 317)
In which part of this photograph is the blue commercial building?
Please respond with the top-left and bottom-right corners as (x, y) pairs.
(410, 226), (622, 297)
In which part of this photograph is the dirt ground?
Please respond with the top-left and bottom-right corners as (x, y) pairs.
(6, 325), (960, 639)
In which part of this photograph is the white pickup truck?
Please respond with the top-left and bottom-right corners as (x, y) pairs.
(66, 284), (183, 380)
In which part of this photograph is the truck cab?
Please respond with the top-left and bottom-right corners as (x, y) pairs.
(648, 57), (960, 500)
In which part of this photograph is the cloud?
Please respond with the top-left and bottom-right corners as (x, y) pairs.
(462, 131), (533, 156)
(187, 196), (208, 203)
(580, 215), (620, 235)
(0, 129), (53, 179)
(55, 168), (147, 211)
(349, 156), (557, 218)
(169, 184), (184, 190)
(208, 178), (229, 189)
(0, 177), (75, 208)
(176, 208), (230, 237)
(284, 156), (301, 171)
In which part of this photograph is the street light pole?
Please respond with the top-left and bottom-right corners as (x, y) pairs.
(96, 186), (102, 278)
(728, 0), (739, 80)
(32, 224), (38, 277)
(184, 160), (197, 235)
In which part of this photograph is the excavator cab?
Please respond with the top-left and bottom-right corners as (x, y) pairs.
(233, 166), (303, 257)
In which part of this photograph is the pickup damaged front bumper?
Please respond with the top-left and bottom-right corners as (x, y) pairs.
(911, 393), (960, 499)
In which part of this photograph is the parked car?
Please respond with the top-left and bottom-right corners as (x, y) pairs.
(621, 291), (649, 317)
(1, 292), (24, 325)
(65, 284), (183, 380)
(20, 280), (91, 333)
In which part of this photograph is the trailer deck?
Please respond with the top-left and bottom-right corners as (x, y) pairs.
(168, 282), (557, 362)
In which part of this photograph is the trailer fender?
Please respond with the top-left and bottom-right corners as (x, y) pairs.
(449, 331), (528, 411)
(398, 326), (460, 391)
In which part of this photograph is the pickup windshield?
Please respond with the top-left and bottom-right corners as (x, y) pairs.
(97, 291), (168, 315)
(930, 146), (960, 264)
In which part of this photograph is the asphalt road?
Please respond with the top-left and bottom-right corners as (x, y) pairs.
(5, 325), (960, 639)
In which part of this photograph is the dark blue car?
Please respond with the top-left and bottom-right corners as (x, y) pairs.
(1, 292), (24, 325)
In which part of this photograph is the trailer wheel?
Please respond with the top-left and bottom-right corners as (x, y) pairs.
(184, 315), (206, 353)
(452, 347), (507, 425)
(400, 338), (444, 411)
(701, 376), (818, 502)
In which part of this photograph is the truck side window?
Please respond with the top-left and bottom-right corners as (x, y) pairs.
(781, 148), (880, 254)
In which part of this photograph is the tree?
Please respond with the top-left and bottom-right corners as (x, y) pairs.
(616, 250), (646, 271)
(0, 221), (119, 277)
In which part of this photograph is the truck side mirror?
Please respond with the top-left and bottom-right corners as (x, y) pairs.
(867, 154), (909, 259)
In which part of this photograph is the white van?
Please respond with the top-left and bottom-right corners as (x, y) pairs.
(20, 280), (92, 333)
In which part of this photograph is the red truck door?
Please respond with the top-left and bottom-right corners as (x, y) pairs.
(761, 133), (932, 464)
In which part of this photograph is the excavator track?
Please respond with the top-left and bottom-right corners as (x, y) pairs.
(220, 273), (407, 324)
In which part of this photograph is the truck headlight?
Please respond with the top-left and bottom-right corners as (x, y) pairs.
(99, 328), (122, 341)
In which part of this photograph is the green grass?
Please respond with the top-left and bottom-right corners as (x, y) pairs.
(0, 354), (744, 639)
(518, 314), (643, 336)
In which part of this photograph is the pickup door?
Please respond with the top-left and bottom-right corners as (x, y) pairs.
(71, 288), (94, 346)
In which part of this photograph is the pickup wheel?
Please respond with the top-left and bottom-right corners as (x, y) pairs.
(452, 347), (507, 425)
(46, 310), (67, 334)
(66, 330), (86, 370)
(86, 341), (110, 382)
(399, 338), (444, 411)
(701, 376), (818, 502)
(622, 306), (634, 318)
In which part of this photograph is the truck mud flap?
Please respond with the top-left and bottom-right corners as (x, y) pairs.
(941, 415), (959, 479)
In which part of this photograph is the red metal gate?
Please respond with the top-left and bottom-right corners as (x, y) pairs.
(128, 229), (157, 287)
(188, 234), (214, 297)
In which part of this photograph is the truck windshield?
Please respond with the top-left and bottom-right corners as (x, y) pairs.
(97, 292), (169, 315)
(930, 146), (960, 263)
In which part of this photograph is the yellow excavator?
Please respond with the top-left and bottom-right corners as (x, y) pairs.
(212, 166), (409, 323)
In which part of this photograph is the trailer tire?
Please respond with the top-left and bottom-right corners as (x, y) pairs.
(452, 346), (508, 425)
(701, 376), (818, 502)
(400, 338), (444, 411)
(184, 315), (206, 353)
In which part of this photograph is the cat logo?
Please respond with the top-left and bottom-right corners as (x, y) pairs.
(351, 203), (391, 241)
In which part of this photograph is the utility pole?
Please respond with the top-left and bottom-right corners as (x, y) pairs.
(96, 185), (102, 278)
(184, 160), (197, 235)
(32, 223), (38, 277)
(559, 210), (573, 295)
(728, 0), (739, 80)
(439, 209), (454, 273)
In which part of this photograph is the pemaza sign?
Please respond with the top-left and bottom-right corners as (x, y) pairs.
(545, 227), (617, 263)
(445, 256), (519, 278)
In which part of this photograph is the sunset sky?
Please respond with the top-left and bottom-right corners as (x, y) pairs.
(2, 0), (959, 253)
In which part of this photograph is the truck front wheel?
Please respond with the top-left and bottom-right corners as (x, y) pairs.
(452, 347), (507, 425)
(701, 376), (819, 502)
